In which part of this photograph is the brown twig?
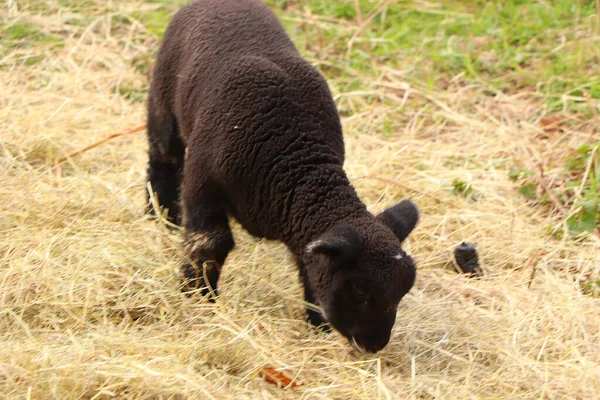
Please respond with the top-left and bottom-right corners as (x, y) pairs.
(535, 163), (567, 214)
(525, 250), (541, 289)
(596, 0), (600, 33)
(524, 147), (567, 214)
(53, 124), (146, 167)
(576, 145), (598, 199)
(583, 90), (598, 120)
(354, 0), (364, 25)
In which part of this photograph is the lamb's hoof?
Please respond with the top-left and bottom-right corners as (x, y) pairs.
(180, 261), (220, 301)
(306, 310), (331, 333)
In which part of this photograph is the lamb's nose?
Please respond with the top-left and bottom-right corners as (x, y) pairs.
(366, 339), (388, 353)
(354, 334), (390, 354)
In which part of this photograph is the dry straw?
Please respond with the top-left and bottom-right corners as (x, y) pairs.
(1, 1), (599, 399)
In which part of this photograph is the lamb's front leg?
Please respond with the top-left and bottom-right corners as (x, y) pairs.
(180, 169), (234, 300)
(145, 104), (185, 224)
(181, 226), (233, 299)
(297, 259), (331, 332)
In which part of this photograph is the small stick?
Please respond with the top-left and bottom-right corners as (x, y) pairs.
(525, 250), (541, 289)
(596, 0), (600, 33)
(535, 163), (567, 213)
(524, 147), (567, 213)
(354, 0), (364, 25)
(53, 124), (146, 167)
(527, 264), (537, 289)
(346, 0), (393, 58)
(576, 145), (598, 199)
(583, 90), (598, 120)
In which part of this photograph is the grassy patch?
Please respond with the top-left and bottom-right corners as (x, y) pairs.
(116, 84), (147, 104)
(510, 141), (599, 235)
(564, 143), (600, 234)
(451, 178), (473, 197)
(58, 0), (94, 11)
(581, 276), (600, 297)
(134, 6), (173, 37)
(13, 0), (94, 15)
(0, 20), (64, 65)
(131, 1), (187, 38)
(0, 21), (62, 48)
(268, 0), (600, 109)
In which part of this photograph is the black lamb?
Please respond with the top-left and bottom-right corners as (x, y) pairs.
(146, 0), (419, 354)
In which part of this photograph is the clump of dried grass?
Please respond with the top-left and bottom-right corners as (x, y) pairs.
(1, 1), (599, 399)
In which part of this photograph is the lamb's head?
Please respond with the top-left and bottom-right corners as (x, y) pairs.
(303, 199), (419, 354)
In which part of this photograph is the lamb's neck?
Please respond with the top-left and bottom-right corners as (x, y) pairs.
(283, 165), (369, 255)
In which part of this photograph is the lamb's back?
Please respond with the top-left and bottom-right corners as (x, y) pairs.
(152, 0), (351, 243)
(152, 0), (298, 135)
(208, 54), (347, 241)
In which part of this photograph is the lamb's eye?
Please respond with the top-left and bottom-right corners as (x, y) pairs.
(352, 284), (368, 301)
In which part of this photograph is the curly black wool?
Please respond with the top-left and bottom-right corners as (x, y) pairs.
(145, 0), (419, 354)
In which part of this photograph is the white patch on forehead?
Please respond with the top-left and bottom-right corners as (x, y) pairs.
(305, 240), (325, 254)
(394, 253), (404, 260)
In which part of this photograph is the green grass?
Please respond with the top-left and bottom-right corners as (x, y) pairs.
(131, 1), (188, 38)
(582, 276), (600, 297)
(11, 0), (94, 15)
(0, 20), (63, 64)
(0, 21), (62, 47)
(57, 0), (94, 11)
(129, 0), (598, 112)
(564, 142), (600, 234)
(267, 0), (600, 111)
(510, 142), (600, 235)
(116, 85), (147, 104)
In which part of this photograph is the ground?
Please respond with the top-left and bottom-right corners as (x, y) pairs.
(1, 0), (599, 398)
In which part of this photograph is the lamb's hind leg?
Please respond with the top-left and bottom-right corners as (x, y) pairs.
(180, 171), (235, 299)
(146, 96), (185, 223)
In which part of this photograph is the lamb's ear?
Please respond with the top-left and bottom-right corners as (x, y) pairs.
(377, 199), (419, 243)
(306, 238), (351, 258)
(305, 226), (363, 261)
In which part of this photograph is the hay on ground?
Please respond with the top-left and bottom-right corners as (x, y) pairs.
(1, 1), (599, 399)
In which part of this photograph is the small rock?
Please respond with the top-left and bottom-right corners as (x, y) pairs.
(453, 242), (483, 277)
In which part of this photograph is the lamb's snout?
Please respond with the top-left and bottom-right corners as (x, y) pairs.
(350, 331), (391, 354)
